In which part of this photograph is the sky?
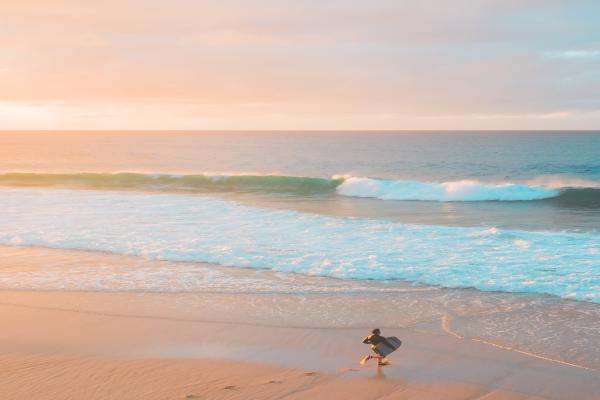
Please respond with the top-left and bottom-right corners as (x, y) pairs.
(1, 0), (600, 130)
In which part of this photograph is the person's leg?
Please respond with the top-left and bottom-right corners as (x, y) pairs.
(363, 345), (389, 365)
(376, 356), (390, 365)
(371, 348), (384, 364)
(369, 351), (387, 364)
(361, 354), (389, 365)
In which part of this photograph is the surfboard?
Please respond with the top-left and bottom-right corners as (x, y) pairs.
(374, 336), (402, 357)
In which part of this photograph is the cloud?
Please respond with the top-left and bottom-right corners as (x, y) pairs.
(0, 0), (599, 129)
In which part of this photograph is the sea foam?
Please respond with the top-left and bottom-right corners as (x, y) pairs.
(336, 178), (560, 201)
(0, 189), (597, 302)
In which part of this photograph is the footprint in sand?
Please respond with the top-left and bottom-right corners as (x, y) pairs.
(184, 395), (201, 399)
(223, 385), (239, 390)
(265, 379), (282, 384)
(303, 371), (318, 376)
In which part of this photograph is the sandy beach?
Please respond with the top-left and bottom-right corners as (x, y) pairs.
(1, 286), (599, 399)
(0, 246), (599, 399)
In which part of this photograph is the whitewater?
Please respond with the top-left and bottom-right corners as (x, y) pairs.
(0, 188), (598, 302)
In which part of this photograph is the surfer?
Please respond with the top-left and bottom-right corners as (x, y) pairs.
(360, 328), (395, 366)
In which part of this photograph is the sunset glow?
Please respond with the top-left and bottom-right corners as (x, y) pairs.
(2, 0), (599, 129)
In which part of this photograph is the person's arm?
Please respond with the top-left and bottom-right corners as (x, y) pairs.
(362, 335), (372, 344)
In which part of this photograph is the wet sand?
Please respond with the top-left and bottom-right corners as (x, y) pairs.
(0, 290), (599, 399)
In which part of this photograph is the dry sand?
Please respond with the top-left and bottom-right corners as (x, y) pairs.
(0, 290), (599, 399)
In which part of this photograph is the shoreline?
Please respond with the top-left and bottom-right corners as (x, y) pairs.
(1, 245), (599, 372)
(1, 290), (599, 399)
(3, 242), (599, 306)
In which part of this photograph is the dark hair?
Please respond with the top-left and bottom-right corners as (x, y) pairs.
(372, 328), (380, 334)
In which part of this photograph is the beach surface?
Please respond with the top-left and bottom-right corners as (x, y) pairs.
(1, 288), (599, 400)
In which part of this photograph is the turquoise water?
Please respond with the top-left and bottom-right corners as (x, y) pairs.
(1, 188), (598, 301)
(0, 131), (598, 301)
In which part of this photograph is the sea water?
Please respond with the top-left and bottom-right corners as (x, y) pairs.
(0, 131), (598, 301)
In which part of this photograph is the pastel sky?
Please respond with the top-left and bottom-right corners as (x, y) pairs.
(1, 0), (600, 130)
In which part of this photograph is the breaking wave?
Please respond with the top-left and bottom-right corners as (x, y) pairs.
(336, 178), (559, 201)
(0, 172), (598, 204)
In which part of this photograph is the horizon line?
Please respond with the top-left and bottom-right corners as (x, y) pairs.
(1, 129), (599, 133)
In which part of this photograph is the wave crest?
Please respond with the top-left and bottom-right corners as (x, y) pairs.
(336, 178), (560, 201)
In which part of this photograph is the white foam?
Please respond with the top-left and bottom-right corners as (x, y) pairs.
(0, 188), (598, 302)
(336, 178), (560, 201)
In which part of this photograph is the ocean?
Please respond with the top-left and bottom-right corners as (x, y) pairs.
(2, 131), (600, 368)
(0, 131), (598, 302)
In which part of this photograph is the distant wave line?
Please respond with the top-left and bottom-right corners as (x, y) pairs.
(0, 172), (599, 203)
